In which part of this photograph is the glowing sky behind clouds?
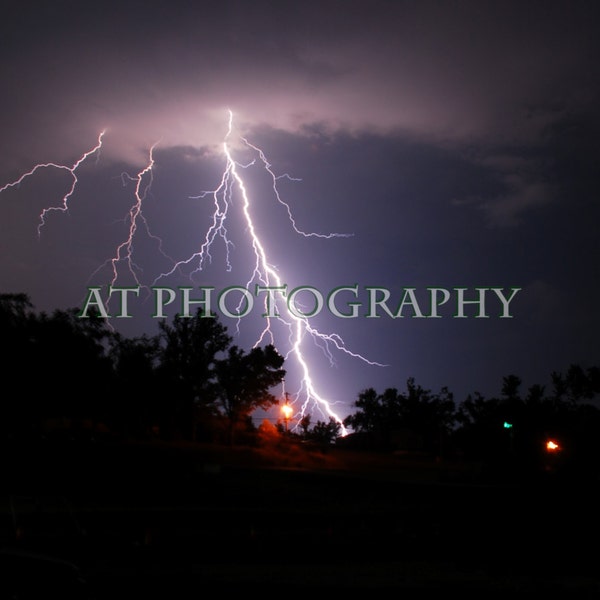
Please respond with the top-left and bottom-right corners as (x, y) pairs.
(1, 0), (599, 420)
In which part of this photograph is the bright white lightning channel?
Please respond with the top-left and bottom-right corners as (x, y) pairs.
(155, 111), (386, 433)
(1, 114), (387, 433)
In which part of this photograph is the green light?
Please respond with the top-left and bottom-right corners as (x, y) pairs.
(503, 421), (513, 429)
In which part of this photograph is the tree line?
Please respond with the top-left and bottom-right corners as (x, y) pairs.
(1, 292), (286, 444)
(2, 292), (600, 478)
(341, 366), (600, 479)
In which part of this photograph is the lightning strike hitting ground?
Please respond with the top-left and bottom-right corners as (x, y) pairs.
(154, 111), (386, 433)
(1, 113), (387, 433)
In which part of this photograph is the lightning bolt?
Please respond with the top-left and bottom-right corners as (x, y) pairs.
(1, 113), (388, 434)
(88, 140), (177, 304)
(0, 131), (105, 236)
(155, 110), (386, 434)
(0, 131), (171, 311)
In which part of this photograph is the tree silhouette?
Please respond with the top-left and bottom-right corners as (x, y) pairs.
(1, 293), (40, 436)
(34, 307), (114, 424)
(0, 295), (116, 438)
(306, 417), (341, 445)
(299, 413), (311, 437)
(343, 378), (456, 452)
(156, 309), (231, 440)
(214, 344), (285, 444)
(5, 290), (600, 480)
(401, 378), (455, 454)
(109, 333), (161, 438)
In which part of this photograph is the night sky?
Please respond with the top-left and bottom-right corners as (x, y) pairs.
(1, 0), (598, 425)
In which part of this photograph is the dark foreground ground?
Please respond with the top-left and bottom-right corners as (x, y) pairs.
(1, 438), (600, 598)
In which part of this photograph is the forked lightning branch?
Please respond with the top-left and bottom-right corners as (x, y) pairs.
(0, 110), (523, 428)
(79, 284), (521, 319)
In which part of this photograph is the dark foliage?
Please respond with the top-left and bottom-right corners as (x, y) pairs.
(0, 294), (284, 443)
(2, 292), (599, 476)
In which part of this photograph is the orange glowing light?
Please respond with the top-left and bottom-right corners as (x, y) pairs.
(546, 439), (560, 452)
(281, 403), (293, 420)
